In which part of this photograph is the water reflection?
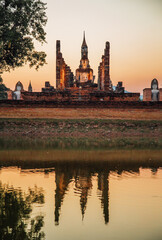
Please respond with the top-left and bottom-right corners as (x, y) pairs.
(0, 141), (162, 240)
(97, 172), (109, 224)
(0, 183), (45, 240)
(0, 163), (162, 240)
(55, 168), (73, 225)
(53, 165), (151, 226)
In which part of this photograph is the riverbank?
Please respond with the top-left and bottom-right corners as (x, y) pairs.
(0, 149), (162, 164)
(1, 118), (162, 167)
(0, 118), (162, 140)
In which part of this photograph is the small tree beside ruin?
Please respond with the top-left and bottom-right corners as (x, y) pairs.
(0, 76), (8, 99)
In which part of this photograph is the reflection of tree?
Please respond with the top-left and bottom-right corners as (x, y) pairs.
(0, 183), (45, 240)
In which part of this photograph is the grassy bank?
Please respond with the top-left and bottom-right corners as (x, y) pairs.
(0, 119), (162, 151)
(0, 118), (162, 139)
(0, 118), (162, 168)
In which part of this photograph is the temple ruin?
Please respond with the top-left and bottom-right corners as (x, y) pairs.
(7, 33), (141, 102)
(143, 78), (162, 101)
(56, 40), (74, 89)
(98, 42), (112, 91)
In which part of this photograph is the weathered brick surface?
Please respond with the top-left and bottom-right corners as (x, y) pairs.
(160, 89), (162, 101)
(7, 90), (13, 100)
(98, 42), (111, 91)
(143, 88), (162, 101)
(1, 99), (162, 109)
(56, 40), (74, 89)
(143, 88), (152, 101)
(20, 90), (140, 102)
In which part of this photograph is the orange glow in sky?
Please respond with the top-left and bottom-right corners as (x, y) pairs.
(2, 0), (162, 94)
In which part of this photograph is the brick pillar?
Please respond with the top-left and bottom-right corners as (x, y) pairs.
(56, 40), (74, 89)
(98, 42), (111, 91)
(104, 42), (110, 91)
(56, 40), (61, 89)
(98, 65), (101, 90)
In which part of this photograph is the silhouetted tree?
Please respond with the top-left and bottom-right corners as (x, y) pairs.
(0, 183), (45, 240)
(0, 0), (47, 73)
(0, 76), (8, 99)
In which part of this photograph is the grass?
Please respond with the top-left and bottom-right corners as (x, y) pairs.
(0, 118), (162, 151)
(0, 136), (162, 151)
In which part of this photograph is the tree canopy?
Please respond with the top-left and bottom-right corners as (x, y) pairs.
(0, 0), (47, 73)
(0, 76), (8, 99)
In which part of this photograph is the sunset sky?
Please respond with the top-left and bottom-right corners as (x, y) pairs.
(2, 0), (162, 94)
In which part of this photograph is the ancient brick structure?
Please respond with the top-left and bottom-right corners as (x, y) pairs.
(115, 82), (125, 94)
(7, 90), (13, 100)
(21, 90), (140, 102)
(15, 81), (24, 92)
(13, 81), (24, 100)
(56, 40), (74, 89)
(98, 42), (112, 91)
(21, 91), (71, 101)
(28, 81), (32, 92)
(75, 32), (94, 87)
(143, 88), (152, 101)
(6, 34), (142, 103)
(42, 81), (55, 92)
(160, 89), (162, 101)
(143, 78), (161, 101)
(2, 99), (162, 108)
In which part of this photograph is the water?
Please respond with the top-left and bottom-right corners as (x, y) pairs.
(0, 136), (162, 240)
(0, 160), (162, 240)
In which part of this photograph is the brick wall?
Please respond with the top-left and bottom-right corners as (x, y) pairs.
(7, 90), (13, 100)
(143, 88), (162, 101)
(21, 90), (140, 102)
(110, 93), (140, 102)
(143, 88), (151, 101)
(22, 91), (70, 101)
(159, 89), (162, 101)
(1, 100), (162, 109)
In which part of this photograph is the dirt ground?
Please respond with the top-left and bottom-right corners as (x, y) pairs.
(0, 107), (162, 120)
(0, 118), (162, 141)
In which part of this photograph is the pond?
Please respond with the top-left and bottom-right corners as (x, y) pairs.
(0, 139), (162, 240)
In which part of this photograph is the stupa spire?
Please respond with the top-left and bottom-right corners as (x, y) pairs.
(28, 80), (32, 92)
(82, 31), (87, 47)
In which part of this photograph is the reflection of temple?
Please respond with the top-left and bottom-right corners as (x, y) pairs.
(97, 172), (109, 224)
(2, 158), (160, 226)
(74, 169), (93, 219)
(54, 166), (110, 225)
(54, 168), (73, 225)
(53, 164), (143, 226)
